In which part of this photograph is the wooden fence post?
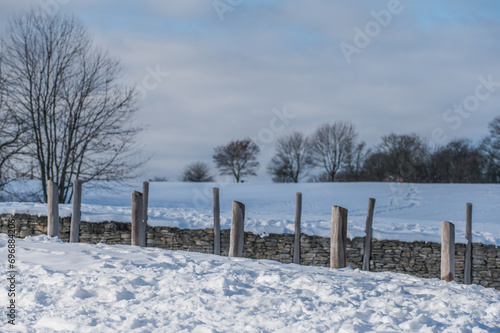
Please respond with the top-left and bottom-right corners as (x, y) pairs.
(229, 201), (245, 257)
(293, 192), (302, 264)
(70, 179), (82, 243)
(464, 203), (473, 284)
(142, 181), (149, 246)
(47, 180), (59, 237)
(441, 221), (455, 282)
(330, 205), (347, 269)
(362, 198), (376, 271)
(213, 187), (221, 255)
(132, 191), (144, 246)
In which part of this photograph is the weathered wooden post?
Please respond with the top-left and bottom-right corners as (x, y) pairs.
(47, 180), (59, 237)
(70, 179), (82, 243)
(293, 192), (302, 264)
(441, 221), (455, 282)
(464, 203), (473, 284)
(213, 187), (221, 255)
(229, 201), (245, 257)
(362, 198), (376, 271)
(330, 205), (347, 269)
(142, 181), (149, 246)
(131, 191), (145, 246)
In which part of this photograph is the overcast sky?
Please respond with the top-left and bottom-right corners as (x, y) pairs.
(1, 0), (499, 182)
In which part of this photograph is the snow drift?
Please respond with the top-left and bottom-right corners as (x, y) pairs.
(1, 234), (499, 332)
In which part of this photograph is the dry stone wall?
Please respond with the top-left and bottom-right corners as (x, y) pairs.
(1, 214), (499, 290)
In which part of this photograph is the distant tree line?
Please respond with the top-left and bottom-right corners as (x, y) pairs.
(182, 117), (500, 184)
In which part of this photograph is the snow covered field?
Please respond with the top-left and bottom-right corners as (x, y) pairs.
(1, 234), (499, 332)
(1, 181), (500, 245)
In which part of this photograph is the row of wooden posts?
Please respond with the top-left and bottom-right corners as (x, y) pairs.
(46, 181), (472, 284)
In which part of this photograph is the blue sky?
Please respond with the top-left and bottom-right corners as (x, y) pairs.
(1, 0), (499, 182)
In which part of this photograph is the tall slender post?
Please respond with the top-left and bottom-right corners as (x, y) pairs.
(213, 187), (221, 255)
(47, 180), (59, 237)
(229, 201), (245, 257)
(131, 191), (144, 246)
(142, 181), (149, 246)
(330, 205), (347, 269)
(464, 203), (473, 284)
(293, 192), (302, 264)
(441, 221), (455, 282)
(70, 179), (82, 243)
(362, 198), (376, 271)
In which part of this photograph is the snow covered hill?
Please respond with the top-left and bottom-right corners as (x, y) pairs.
(1, 234), (499, 332)
(1, 181), (499, 245)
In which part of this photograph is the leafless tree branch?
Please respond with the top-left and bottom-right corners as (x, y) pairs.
(2, 8), (144, 203)
(213, 138), (259, 183)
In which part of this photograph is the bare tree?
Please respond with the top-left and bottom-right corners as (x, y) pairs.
(489, 116), (500, 144)
(267, 132), (313, 183)
(0, 53), (26, 191)
(2, 9), (143, 203)
(480, 116), (500, 183)
(480, 137), (500, 183)
(309, 122), (357, 182)
(213, 138), (260, 183)
(308, 172), (331, 183)
(149, 176), (168, 182)
(362, 151), (391, 181)
(341, 141), (367, 181)
(182, 161), (214, 182)
(377, 133), (428, 182)
(427, 139), (483, 183)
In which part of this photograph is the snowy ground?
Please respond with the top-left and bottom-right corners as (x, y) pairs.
(1, 181), (499, 245)
(1, 234), (499, 332)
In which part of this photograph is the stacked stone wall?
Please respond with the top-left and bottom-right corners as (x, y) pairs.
(1, 214), (498, 290)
